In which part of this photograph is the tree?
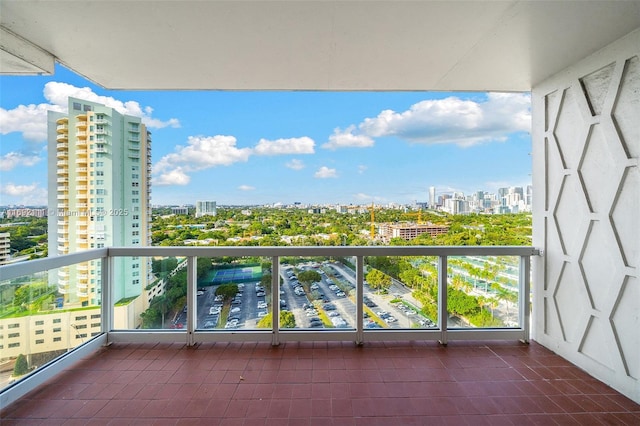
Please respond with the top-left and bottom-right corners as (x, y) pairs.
(13, 354), (29, 377)
(366, 269), (392, 294)
(152, 295), (171, 327)
(257, 310), (296, 328)
(216, 283), (239, 300)
(297, 270), (321, 286)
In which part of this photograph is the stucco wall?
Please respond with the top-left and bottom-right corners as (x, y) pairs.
(532, 28), (639, 403)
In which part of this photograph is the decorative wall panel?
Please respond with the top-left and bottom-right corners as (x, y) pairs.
(532, 29), (639, 403)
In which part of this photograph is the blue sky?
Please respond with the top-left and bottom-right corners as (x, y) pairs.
(1, 64), (531, 207)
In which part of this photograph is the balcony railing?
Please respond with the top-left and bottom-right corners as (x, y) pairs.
(0, 245), (538, 407)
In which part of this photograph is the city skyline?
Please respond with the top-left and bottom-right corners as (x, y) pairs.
(1, 64), (532, 206)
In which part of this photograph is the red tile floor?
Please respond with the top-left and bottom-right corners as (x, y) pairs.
(2, 340), (639, 425)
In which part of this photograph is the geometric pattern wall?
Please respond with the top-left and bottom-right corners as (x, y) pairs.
(533, 30), (639, 403)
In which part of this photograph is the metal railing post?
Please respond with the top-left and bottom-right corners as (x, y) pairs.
(355, 255), (364, 345)
(520, 255), (531, 343)
(271, 256), (280, 346)
(102, 252), (114, 339)
(438, 255), (448, 345)
(186, 256), (197, 346)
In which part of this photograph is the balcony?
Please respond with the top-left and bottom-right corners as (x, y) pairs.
(1, 246), (638, 423)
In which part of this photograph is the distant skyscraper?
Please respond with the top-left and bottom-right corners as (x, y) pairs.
(195, 201), (217, 217)
(429, 186), (436, 209)
(48, 97), (152, 306)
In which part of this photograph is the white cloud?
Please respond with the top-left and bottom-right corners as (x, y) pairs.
(0, 82), (180, 143)
(359, 93), (531, 146)
(253, 137), (315, 156)
(0, 103), (65, 141)
(322, 126), (374, 150)
(314, 166), (337, 179)
(156, 135), (251, 172)
(154, 135), (251, 186)
(0, 182), (47, 204)
(43, 82), (181, 129)
(0, 182), (39, 196)
(0, 152), (42, 171)
(354, 192), (385, 202)
(238, 185), (255, 191)
(154, 168), (191, 186)
(357, 165), (367, 174)
(286, 159), (305, 170)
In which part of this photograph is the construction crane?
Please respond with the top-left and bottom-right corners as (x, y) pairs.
(403, 210), (426, 224)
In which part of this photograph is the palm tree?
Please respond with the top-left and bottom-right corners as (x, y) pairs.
(153, 295), (171, 328)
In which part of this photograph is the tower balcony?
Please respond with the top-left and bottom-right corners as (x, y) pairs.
(1, 245), (638, 423)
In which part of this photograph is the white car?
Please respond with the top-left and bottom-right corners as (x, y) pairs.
(230, 307), (241, 313)
(209, 306), (221, 315)
(257, 302), (268, 309)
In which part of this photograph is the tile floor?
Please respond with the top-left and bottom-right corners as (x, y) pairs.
(2, 340), (639, 425)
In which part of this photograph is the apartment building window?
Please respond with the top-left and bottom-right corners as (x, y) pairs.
(133, 279), (140, 285)
(133, 215), (139, 220)
(78, 333), (88, 339)
(35, 320), (44, 326)
(96, 198), (104, 203)
(73, 102), (81, 110)
(132, 264), (139, 269)
(53, 337), (61, 342)
(83, 104), (92, 112)
(96, 189), (106, 195)
(35, 339), (44, 344)
(133, 271), (139, 277)
(132, 199), (139, 203)
(97, 243), (104, 248)
(96, 171), (104, 176)
(96, 180), (104, 185)
(53, 328), (61, 333)
(75, 316), (87, 321)
(96, 161), (104, 167)
(8, 343), (19, 348)
(91, 314), (101, 319)
(75, 324), (87, 330)
(132, 174), (139, 179)
(132, 190), (139, 195)
(35, 330), (44, 335)
(8, 333), (19, 338)
(132, 231), (139, 236)
(132, 223), (139, 228)
(53, 319), (61, 324)
(132, 239), (139, 244)
(132, 182), (139, 187)
(7, 324), (19, 329)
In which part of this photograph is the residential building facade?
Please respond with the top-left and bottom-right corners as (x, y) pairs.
(195, 200), (217, 217)
(47, 97), (152, 307)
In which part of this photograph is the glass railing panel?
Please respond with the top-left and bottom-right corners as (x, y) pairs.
(364, 255), (439, 329)
(447, 255), (521, 329)
(0, 262), (100, 392)
(119, 256), (185, 330)
(278, 256), (356, 330)
(193, 256), (269, 331)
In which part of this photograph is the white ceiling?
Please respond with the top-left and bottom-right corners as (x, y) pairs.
(1, 1), (639, 91)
